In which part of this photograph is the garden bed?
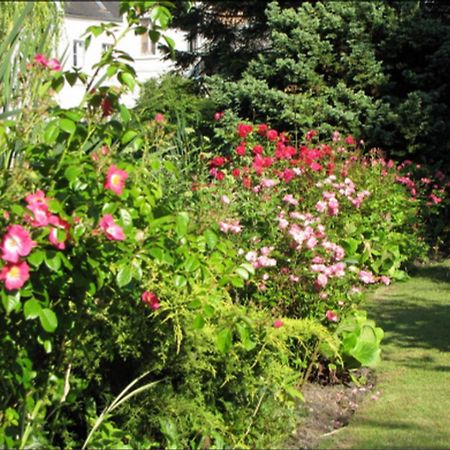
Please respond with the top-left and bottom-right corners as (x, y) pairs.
(286, 368), (376, 449)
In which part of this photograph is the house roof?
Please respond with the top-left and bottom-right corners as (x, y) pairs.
(64, 1), (122, 22)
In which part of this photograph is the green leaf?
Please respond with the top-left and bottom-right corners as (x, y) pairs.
(59, 118), (76, 135)
(236, 323), (256, 351)
(116, 265), (132, 287)
(230, 276), (244, 288)
(204, 229), (218, 250)
(192, 315), (205, 329)
(43, 121), (60, 145)
(121, 130), (137, 144)
(118, 72), (136, 91)
(28, 250), (45, 268)
(149, 247), (164, 263)
(48, 199), (62, 214)
(175, 212), (189, 237)
(188, 299), (201, 309)
(163, 35), (176, 50)
(174, 275), (187, 288)
(203, 305), (215, 317)
(64, 166), (81, 183)
(119, 105), (131, 122)
(119, 208), (133, 227)
(2, 293), (20, 314)
(45, 253), (61, 272)
(184, 255), (200, 273)
(24, 299), (42, 320)
(39, 308), (58, 333)
(216, 328), (232, 354)
(163, 160), (177, 173)
(235, 267), (249, 280)
(284, 385), (304, 401)
(239, 263), (255, 275)
(350, 342), (381, 368)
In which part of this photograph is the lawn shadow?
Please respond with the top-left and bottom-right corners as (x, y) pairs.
(409, 262), (450, 285)
(366, 262), (450, 354)
(368, 297), (450, 353)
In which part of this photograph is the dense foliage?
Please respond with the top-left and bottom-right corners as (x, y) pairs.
(171, 0), (450, 168)
(1, 1), (448, 448)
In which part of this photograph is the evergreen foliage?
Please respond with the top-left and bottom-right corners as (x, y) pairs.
(171, 0), (450, 166)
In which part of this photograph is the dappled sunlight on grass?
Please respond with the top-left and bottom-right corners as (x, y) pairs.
(320, 260), (450, 449)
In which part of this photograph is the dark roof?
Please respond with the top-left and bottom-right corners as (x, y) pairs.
(64, 1), (122, 22)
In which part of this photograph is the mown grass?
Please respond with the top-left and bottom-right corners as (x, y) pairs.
(320, 259), (450, 449)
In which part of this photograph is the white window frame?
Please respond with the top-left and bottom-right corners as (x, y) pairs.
(73, 39), (84, 68)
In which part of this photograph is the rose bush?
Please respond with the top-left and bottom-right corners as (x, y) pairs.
(0, 4), (339, 448)
(186, 115), (436, 367)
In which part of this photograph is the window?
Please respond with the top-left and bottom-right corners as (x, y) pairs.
(139, 19), (157, 56)
(141, 34), (157, 55)
(187, 34), (199, 53)
(102, 43), (113, 53)
(73, 39), (84, 68)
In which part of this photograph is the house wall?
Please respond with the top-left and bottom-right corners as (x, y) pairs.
(57, 15), (190, 108)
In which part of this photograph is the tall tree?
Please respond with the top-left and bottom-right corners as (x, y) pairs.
(170, 0), (300, 79)
(198, 0), (450, 164)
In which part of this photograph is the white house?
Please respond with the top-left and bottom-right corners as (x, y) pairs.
(57, 1), (195, 108)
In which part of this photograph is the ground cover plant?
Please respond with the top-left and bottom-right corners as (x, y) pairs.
(1, 1), (449, 448)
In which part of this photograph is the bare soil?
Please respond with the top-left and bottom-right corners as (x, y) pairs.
(284, 368), (377, 449)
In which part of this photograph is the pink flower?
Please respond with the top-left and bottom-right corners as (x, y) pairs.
(48, 216), (70, 250)
(325, 310), (338, 322)
(332, 131), (341, 142)
(1, 225), (36, 263)
(99, 215), (125, 241)
(26, 190), (49, 209)
(154, 113), (165, 123)
(231, 168), (241, 178)
(315, 273), (328, 289)
(379, 275), (391, 285)
(316, 200), (327, 213)
(245, 251), (258, 262)
(260, 246), (274, 256)
(252, 144), (264, 155)
(0, 261), (30, 291)
(219, 220), (242, 234)
(257, 124), (268, 135)
(105, 165), (129, 195)
(220, 195), (231, 205)
(34, 53), (48, 66)
(101, 97), (113, 117)
(359, 270), (376, 284)
(266, 129), (278, 141)
(278, 218), (289, 229)
(235, 143), (246, 156)
(213, 111), (224, 121)
(254, 255), (277, 268)
(209, 156), (226, 167)
(26, 206), (50, 227)
(306, 237), (318, 249)
(283, 194), (298, 206)
(237, 123), (253, 138)
(141, 291), (161, 310)
(273, 319), (284, 328)
(305, 130), (317, 141)
(46, 58), (62, 71)
(345, 135), (355, 145)
(261, 178), (278, 188)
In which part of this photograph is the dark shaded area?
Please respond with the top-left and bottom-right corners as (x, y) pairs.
(409, 264), (450, 284)
(370, 298), (450, 353)
(367, 264), (450, 355)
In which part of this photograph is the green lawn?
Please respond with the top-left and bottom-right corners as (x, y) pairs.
(320, 260), (450, 449)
